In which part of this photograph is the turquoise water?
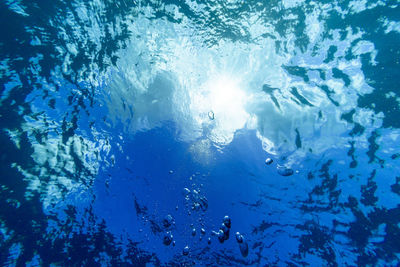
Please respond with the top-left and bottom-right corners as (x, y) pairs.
(1, 0), (400, 266)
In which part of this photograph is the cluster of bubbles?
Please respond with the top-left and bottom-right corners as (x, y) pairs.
(162, 174), (248, 258)
(212, 215), (231, 244)
(265, 158), (294, 176)
(182, 184), (208, 213)
(162, 213), (249, 258)
(160, 173), (210, 257)
(162, 215), (176, 247)
(161, 214), (194, 256)
(210, 216), (249, 258)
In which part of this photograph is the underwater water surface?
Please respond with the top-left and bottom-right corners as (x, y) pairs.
(1, 0), (400, 266)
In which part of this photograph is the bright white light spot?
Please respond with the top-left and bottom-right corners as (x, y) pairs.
(209, 76), (245, 115)
(198, 74), (250, 145)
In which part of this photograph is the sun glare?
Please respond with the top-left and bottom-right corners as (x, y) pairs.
(209, 75), (246, 115)
(200, 74), (250, 145)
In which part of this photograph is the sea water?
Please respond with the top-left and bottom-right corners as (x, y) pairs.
(1, 0), (400, 266)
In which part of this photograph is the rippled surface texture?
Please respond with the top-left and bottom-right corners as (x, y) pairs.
(1, 0), (400, 266)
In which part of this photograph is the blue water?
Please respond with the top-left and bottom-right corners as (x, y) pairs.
(1, 0), (400, 266)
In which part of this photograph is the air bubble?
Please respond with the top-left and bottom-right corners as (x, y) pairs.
(235, 232), (243, 243)
(163, 214), (174, 228)
(182, 188), (190, 195)
(265, 158), (273, 165)
(182, 246), (190, 256)
(277, 166), (294, 176)
(208, 111), (215, 120)
(163, 232), (173, 246)
(223, 215), (231, 228)
(217, 229), (225, 243)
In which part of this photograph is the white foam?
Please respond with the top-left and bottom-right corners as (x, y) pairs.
(382, 19), (400, 34)
(8, 114), (106, 208)
(15, 0), (382, 167)
(92, 5), (384, 164)
(305, 10), (323, 44)
(282, 0), (305, 9)
(5, 0), (29, 17)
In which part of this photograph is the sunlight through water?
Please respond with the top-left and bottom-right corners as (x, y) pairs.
(1, 0), (400, 265)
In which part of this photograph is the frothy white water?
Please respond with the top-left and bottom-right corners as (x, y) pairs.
(100, 10), (379, 164)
